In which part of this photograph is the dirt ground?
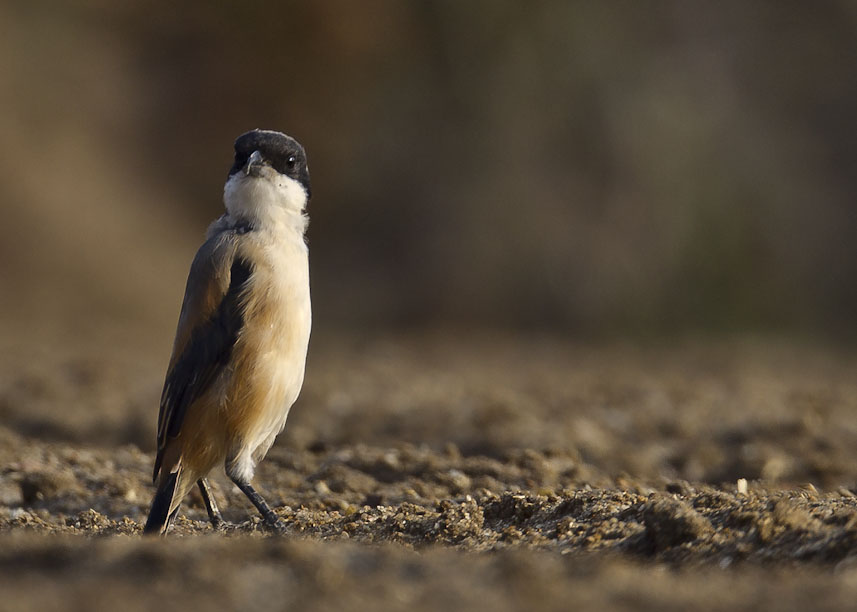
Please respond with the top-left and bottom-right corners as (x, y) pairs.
(4, 333), (857, 611)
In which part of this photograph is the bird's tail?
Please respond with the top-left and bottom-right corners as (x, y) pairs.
(143, 470), (182, 535)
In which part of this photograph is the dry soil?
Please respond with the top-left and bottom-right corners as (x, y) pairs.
(3, 334), (857, 611)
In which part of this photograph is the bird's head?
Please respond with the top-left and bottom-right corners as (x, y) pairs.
(223, 129), (311, 227)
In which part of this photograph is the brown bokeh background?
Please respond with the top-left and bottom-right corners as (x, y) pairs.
(2, 1), (856, 355)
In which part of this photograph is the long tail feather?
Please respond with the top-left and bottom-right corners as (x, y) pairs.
(143, 471), (180, 535)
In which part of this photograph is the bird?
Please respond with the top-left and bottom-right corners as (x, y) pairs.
(143, 129), (312, 535)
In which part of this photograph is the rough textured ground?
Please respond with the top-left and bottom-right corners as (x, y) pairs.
(3, 334), (857, 610)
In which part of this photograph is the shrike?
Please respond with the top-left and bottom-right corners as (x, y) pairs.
(144, 129), (312, 535)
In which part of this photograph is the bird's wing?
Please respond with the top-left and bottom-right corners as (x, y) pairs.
(153, 231), (251, 481)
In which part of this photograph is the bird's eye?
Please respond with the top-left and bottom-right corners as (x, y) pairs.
(287, 155), (297, 167)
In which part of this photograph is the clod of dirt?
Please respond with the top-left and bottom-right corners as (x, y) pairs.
(19, 471), (80, 505)
(640, 498), (714, 553)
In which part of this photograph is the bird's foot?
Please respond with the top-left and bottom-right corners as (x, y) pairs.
(263, 513), (288, 534)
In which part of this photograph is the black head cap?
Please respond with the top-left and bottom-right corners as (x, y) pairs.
(229, 129), (311, 198)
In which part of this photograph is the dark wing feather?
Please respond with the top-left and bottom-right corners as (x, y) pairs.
(153, 233), (251, 480)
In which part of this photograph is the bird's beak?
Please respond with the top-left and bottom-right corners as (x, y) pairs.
(245, 150), (265, 176)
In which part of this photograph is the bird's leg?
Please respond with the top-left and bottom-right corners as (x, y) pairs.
(229, 476), (287, 533)
(197, 478), (224, 529)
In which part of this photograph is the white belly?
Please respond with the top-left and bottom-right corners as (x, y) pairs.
(224, 230), (311, 481)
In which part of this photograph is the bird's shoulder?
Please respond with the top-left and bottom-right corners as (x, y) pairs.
(169, 221), (249, 366)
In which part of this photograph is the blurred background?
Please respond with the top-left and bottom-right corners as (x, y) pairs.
(3, 0), (857, 504)
(1, 0), (856, 355)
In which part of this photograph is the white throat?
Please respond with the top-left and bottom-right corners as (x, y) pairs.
(223, 171), (308, 235)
